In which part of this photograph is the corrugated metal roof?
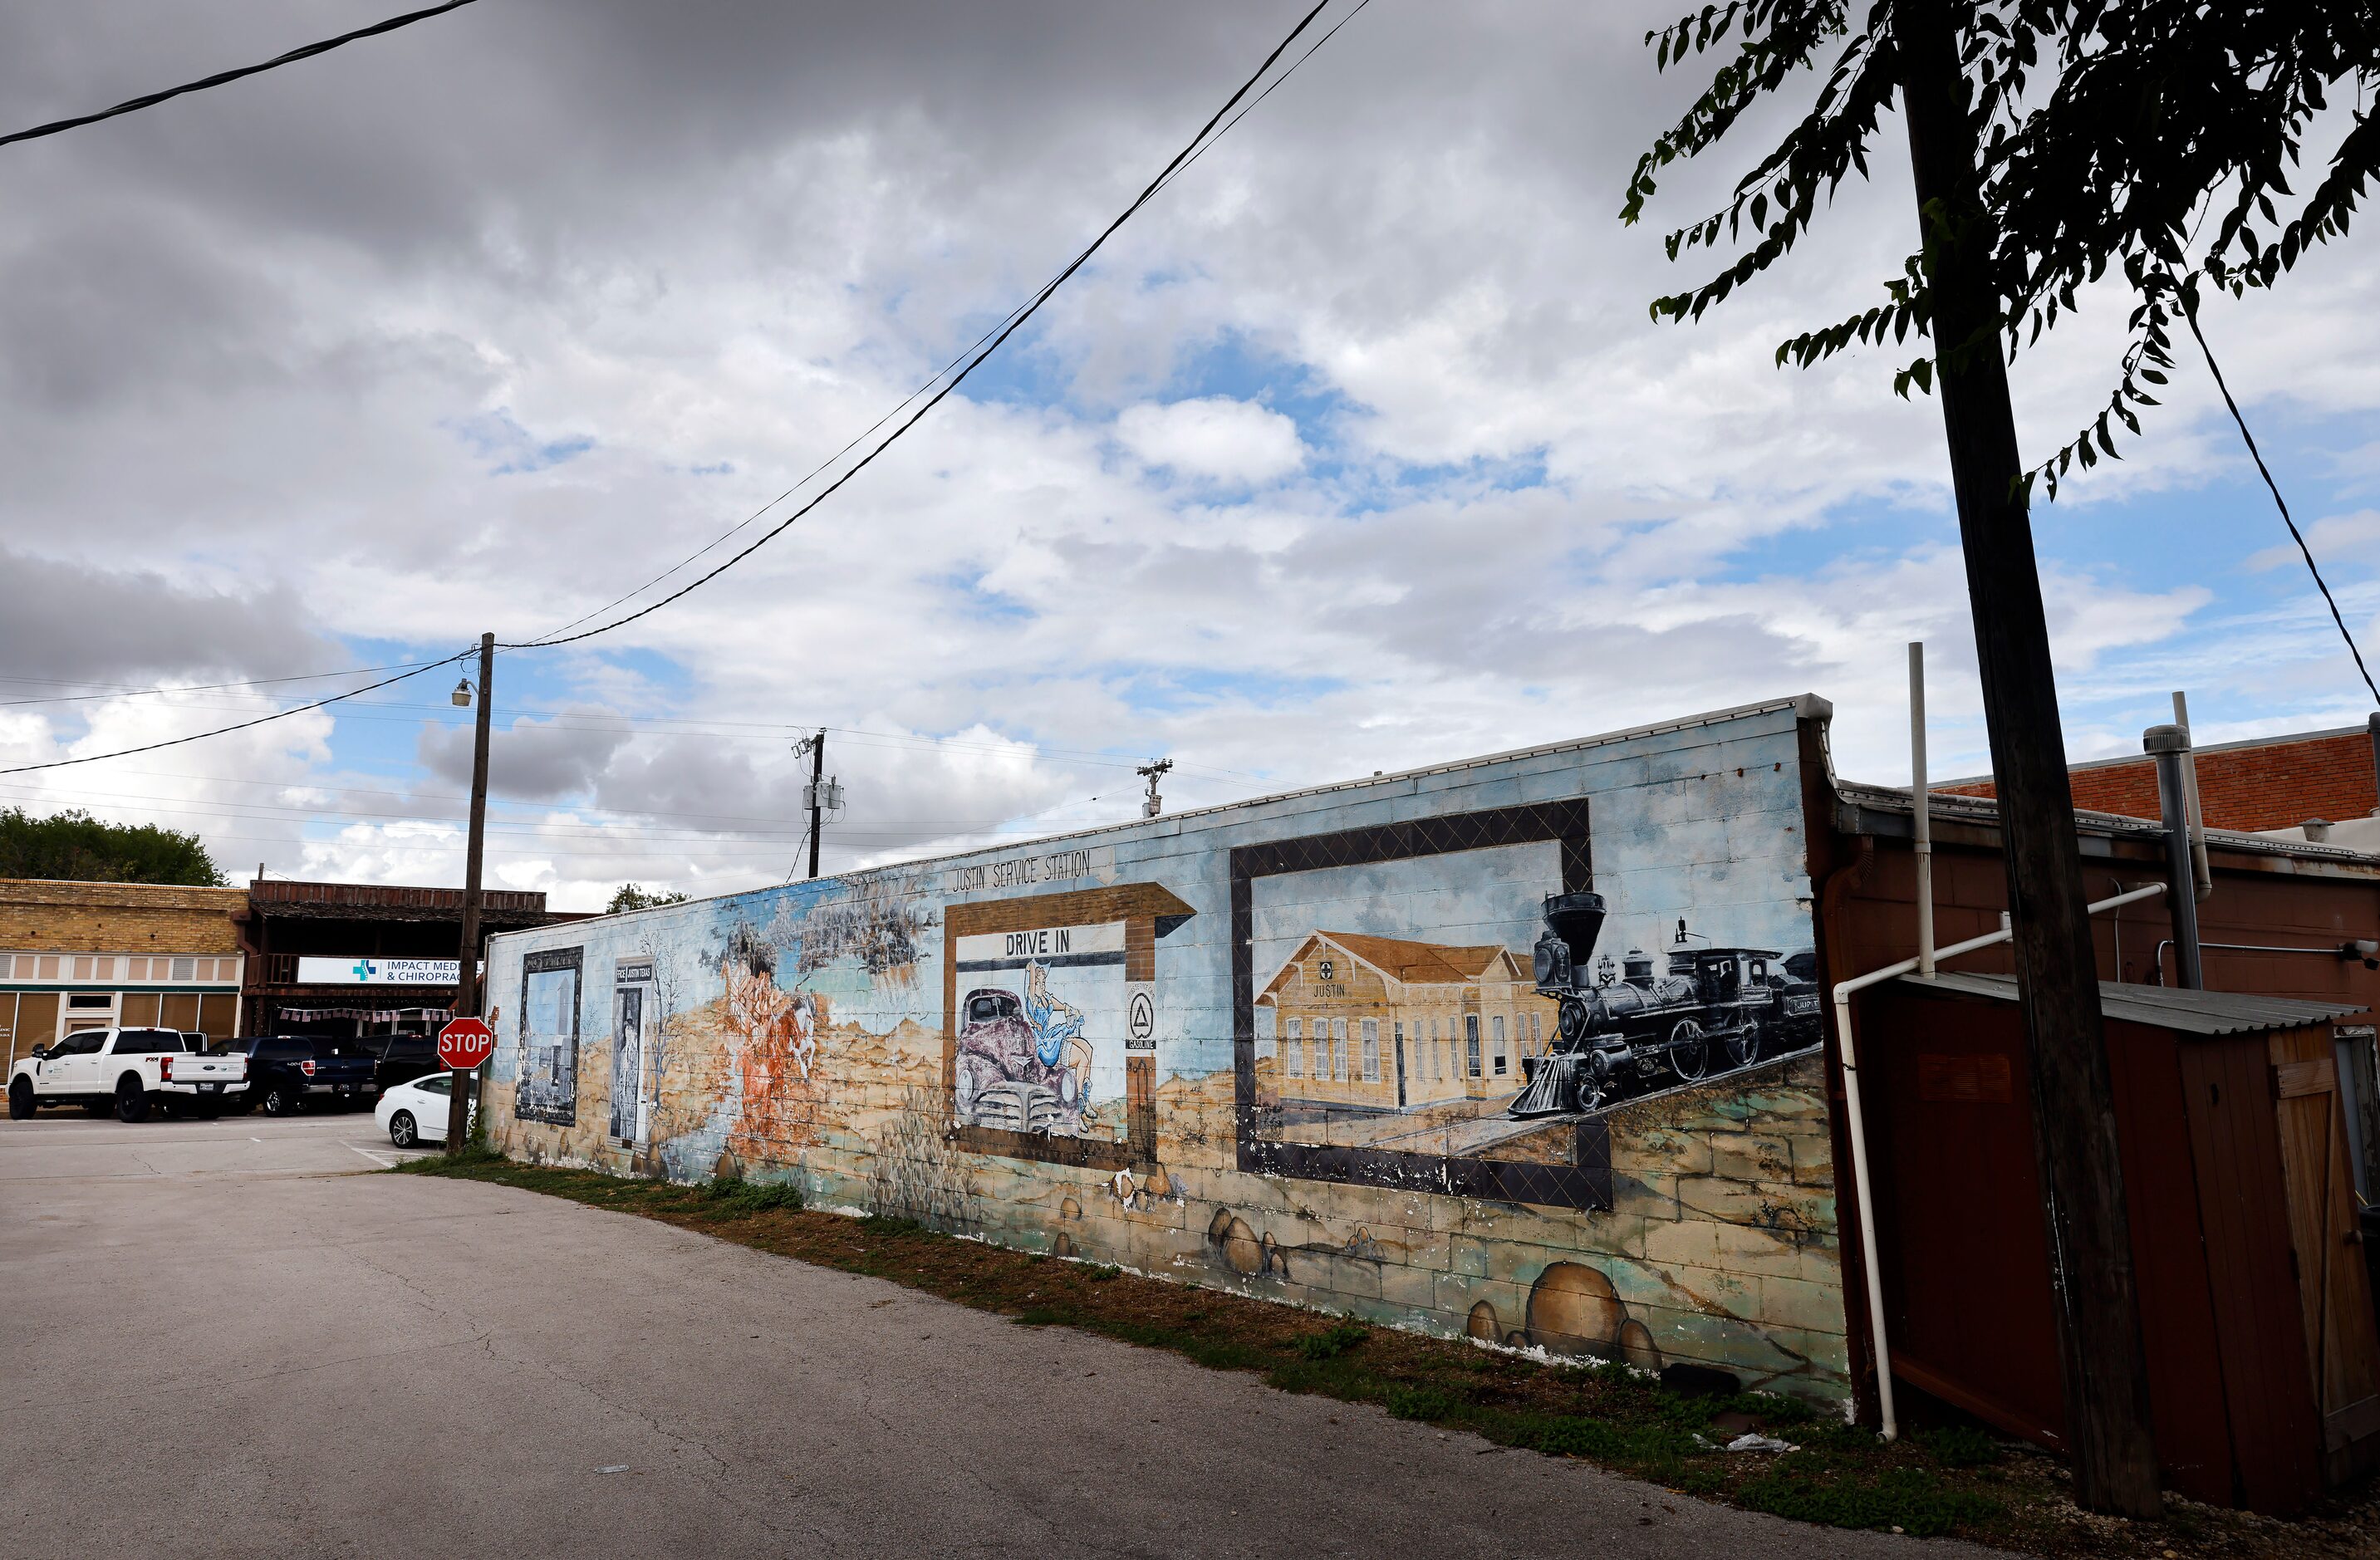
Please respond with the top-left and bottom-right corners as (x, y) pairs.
(1891, 971), (2367, 1036)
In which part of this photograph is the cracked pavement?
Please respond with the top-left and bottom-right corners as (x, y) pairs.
(1, 1113), (1994, 1559)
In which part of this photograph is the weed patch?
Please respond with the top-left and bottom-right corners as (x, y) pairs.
(1386, 1385), (1460, 1421)
(1736, 1465), (2001, 1538)
(694, 1178), (806, 1216)
(1296, 1322), (1370, 1361)
(1919, 1425), (2005, 1469)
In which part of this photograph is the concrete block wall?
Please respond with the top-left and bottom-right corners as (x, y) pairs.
(484, 699), (1852, 1401)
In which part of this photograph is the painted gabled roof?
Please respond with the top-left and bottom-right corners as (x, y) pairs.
(1258, 930), (1521, 1003)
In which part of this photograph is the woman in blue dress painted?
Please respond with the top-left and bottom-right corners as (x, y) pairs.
(1023, 960), (1094, 1107)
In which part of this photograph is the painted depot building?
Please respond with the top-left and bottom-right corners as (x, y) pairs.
(1255, 932), (1556, 1113)
(484, 695), (1852, 1398)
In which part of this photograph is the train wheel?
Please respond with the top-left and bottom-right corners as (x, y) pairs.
(1669, 1020), (1710, 1082)
(1721, 1020), (1759, 1071)
(1567, 1057), (1607, 1113)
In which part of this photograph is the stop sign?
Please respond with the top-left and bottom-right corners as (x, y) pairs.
(438, 1017), (496, 1072)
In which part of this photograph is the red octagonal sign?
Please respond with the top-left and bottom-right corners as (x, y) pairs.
(438, 1017), (496, 1072)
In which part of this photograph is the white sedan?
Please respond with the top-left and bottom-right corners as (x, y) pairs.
(375, 1073), (466, 1148)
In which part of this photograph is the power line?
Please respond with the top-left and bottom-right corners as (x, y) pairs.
(0, 3), (1359, 782)
(0, 763), (1125, 832)
(2179, 289), (2380, 708)
(8, 685), (1252, 778)
(520, 0), (1371, 647)
(0, 655), (469, 709)
(0, 0), (482, 150)
(503, 0), (1339, 652)
(0, 650), (472, 777)
(0, 773), (1123, 836)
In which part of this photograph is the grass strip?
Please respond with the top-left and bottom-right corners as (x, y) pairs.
(394, 1152), (2374, 1558)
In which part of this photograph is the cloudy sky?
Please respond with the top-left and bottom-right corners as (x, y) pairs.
(2, 0), (2374, 910)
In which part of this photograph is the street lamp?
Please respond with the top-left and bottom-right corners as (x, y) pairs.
(452, 677), (473, 709)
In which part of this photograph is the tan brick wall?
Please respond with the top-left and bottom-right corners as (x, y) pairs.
(0, 879), (248, 955)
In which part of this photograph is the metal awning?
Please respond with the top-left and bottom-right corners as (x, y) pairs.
(1891, 971), (2366, 1036)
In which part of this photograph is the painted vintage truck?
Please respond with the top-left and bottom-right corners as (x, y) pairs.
(7, 1027), (248, 1121)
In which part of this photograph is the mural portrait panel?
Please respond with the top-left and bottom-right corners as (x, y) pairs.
(517, 946), (582, 1126)
(943, 882), (1193, 1171)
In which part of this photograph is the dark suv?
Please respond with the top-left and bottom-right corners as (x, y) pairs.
(213, 1036), (380, 1116)
(366, 1033), (443, 1094)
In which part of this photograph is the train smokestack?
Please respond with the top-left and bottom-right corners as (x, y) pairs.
(1543, 891), (1607, 968)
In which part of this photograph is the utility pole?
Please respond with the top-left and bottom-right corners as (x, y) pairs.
(1898, 0), (2159, 1517)
(1137, 758), (1171, 818)
(804, 730), (827, 879)
(447, 632), (494, 1153)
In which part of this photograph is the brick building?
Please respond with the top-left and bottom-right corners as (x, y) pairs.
(0, 876), (580, 1067)
(0, 879), (248, 1068)
(242, 879), (575, 1038)
(1939, 715), (2380, 833)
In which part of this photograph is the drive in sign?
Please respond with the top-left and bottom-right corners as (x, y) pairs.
(437, 1017), (496, 1072)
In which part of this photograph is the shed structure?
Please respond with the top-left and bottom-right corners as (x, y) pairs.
(1858, 973), (2378, 1512)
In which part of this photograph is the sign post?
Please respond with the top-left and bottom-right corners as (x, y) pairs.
(437, 1017), (495, 1073)
(447, 632), (495, 1152)
(438, 1017), (494, 1145)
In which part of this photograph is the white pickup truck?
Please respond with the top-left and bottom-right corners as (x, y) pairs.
(7, 1028), (248, 1122)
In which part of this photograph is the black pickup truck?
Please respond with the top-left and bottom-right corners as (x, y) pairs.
(213, 1036), (380, 1116)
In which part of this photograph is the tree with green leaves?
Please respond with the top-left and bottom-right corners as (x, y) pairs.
(1624, 0), (2377, 1518)
(0, 807), (225, 885)
(607, 882), (691, 914)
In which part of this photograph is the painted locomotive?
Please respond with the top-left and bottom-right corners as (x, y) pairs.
(1509, 890), (1818, 1116)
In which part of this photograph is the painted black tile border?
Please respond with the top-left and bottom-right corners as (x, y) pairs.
(1230, 799), (1612, 1211)
(517, 945), (582, 1126)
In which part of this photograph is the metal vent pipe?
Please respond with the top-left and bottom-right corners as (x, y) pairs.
(1911, 643), (1935, 977)
(2171, 691), (2212, 901)
(2145, 724), (2204, 989)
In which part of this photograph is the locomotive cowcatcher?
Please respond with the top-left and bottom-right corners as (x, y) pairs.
(1510, 890), (1801, 1116)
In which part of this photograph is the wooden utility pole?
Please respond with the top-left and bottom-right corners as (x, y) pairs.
(1897, 0), (2160, 1517)
(806, 728), (827, 880)
(447, 631), (494, 1152)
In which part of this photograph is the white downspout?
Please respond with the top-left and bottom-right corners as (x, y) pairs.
(1832, 879), (2167, 1442)
(1911, 643), (1935, 978)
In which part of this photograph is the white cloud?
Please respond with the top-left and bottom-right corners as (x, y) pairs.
(1113, 396), (1305, 484)
(0, 1), (2373, 906)
(2249, 510), (2380, 572)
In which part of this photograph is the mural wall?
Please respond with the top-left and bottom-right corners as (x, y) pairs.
(482, 696), (1851, 1399)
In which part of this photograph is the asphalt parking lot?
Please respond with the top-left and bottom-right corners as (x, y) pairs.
(0, 1112), (1985, 1560)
